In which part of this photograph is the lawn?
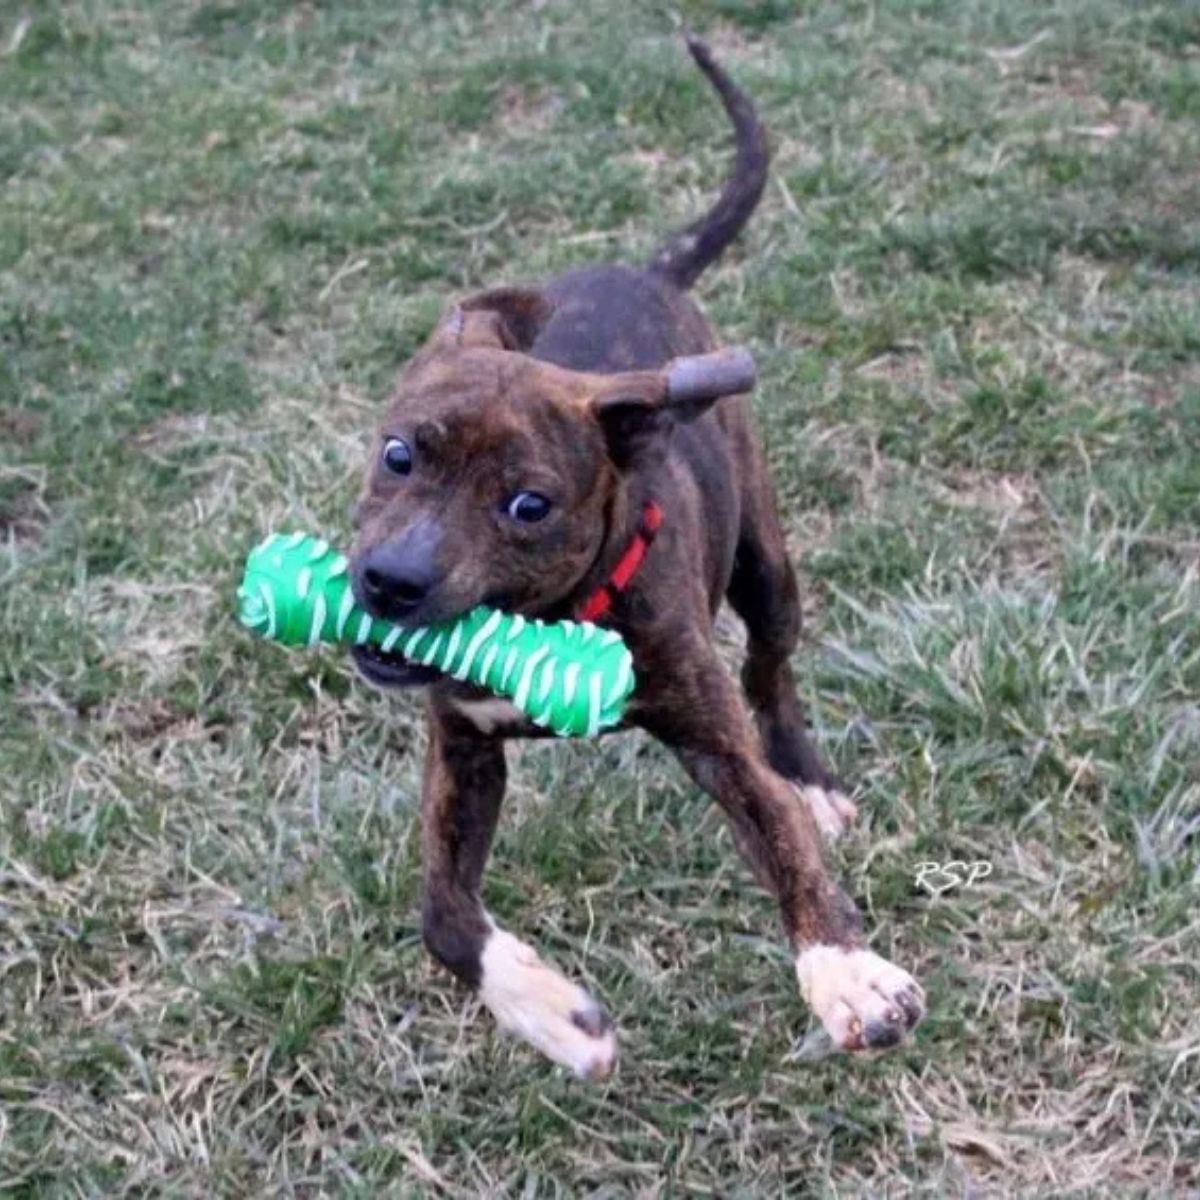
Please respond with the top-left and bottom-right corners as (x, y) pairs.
(2, 0), (1199, 1193)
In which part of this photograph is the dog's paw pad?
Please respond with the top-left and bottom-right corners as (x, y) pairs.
(795, 945), (924, 1053)
(479, 929), (618, 1080)
(796, 785), (858, 841)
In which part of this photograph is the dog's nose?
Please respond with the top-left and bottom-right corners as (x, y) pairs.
(362, 560), (432, 610)
(359, 534), (440, 618)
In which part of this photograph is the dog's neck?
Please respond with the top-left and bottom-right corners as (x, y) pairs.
(568, 473), (660, 624)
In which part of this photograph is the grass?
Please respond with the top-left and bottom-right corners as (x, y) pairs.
(2, 0), (1199, 1193)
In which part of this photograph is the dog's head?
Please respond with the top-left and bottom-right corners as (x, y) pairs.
(348, 287), (753, 687)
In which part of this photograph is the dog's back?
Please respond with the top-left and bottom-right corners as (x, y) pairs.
(522, 37), (771, 610)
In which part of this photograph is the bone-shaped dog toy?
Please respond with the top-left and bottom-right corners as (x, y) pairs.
(236, 532), (635, 737)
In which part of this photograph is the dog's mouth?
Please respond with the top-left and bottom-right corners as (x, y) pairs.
(350, 643), (444, 689)
(347, 589), (517, 690)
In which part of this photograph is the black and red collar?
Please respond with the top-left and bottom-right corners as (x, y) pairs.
(576, 500), (663, 624)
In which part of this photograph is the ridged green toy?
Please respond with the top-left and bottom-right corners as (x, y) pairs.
(236, 532), (635, 738)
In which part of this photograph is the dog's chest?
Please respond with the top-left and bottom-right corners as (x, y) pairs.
(449, 697), (527, 735)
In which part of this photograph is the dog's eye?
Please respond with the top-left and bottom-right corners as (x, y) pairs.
(505, 491), (552, 523)
(381, 437), (412, 476)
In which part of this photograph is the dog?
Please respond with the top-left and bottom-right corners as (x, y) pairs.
(349, 36), (924, 1078)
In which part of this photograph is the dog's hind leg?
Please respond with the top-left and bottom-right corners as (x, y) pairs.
(420, 704), (617, 1079)
(725, 440), (857, 839)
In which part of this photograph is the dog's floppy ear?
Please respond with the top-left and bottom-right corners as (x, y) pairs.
(590, 346), (756, 467)
(428, 287), (555, 352)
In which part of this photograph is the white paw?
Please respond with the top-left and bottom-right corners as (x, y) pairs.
(478, 928), (617, 1080)
(796, 785), (858, 841)
(795, 945), (924, 1051)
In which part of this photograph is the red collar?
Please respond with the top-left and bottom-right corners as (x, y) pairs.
(576, 500), (664, 623)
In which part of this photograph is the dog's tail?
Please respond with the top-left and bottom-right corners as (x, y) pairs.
(647, 35), (770, 291)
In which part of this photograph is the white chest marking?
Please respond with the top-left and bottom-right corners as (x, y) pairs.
(450, 697), (524, 733)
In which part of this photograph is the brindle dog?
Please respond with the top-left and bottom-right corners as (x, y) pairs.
(350, 36), (924, 1078)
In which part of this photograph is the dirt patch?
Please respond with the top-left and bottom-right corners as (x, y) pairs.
(1025, 63), (1160, 136)
(495, 84), (565, 136)
(861, 56), (938, 123)
(856, 347), (930, 387)
(134, 412), (210, 451)
(771, 134), (825, 175)
(939, 468), (1041, 516)
(703, 23), (789, 72)
(0, 482), (48, 544)
(617, 147), (674, 176)
(939, 467), (1059, 576)
(102, 695), (226, 746)
(0, 407), (44, 445)
(855, 347), (962, 406)
(1137, 361), (1200, 409)
(1028, 65), (1110, 114)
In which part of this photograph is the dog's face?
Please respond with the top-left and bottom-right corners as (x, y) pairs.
(349, 287), (752, 688)
(355, 352), (610, 620)
(349, 290), (616, 687)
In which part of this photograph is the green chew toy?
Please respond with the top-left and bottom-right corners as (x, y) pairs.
(236, 532), (635, 738)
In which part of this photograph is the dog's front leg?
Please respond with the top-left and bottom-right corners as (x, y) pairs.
(638, 646), (925, 1052)
(420, 704), (617, 1079)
